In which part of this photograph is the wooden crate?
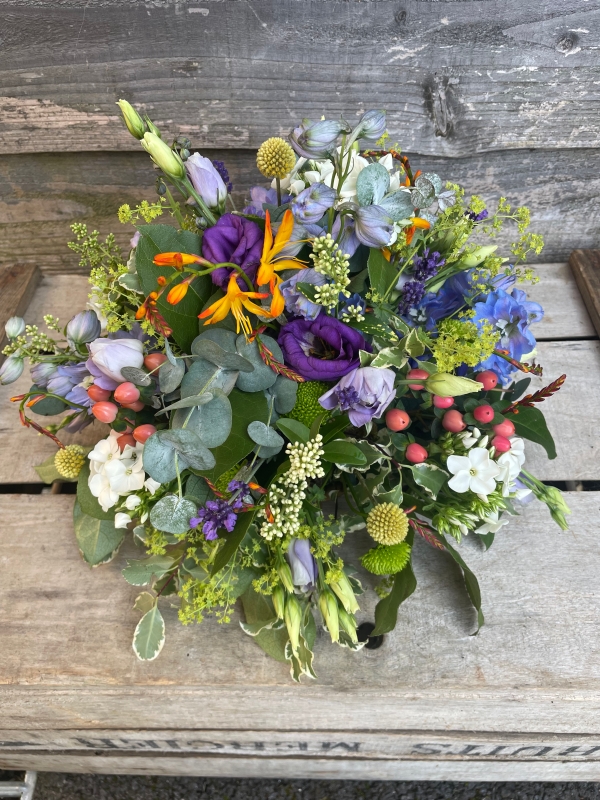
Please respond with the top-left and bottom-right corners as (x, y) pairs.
(0, 262), (599, 781)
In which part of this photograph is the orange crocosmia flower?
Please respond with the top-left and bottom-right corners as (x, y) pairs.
(166, 277), (193, 305)
(256, 209), (306, 316)
(153, 252), (200, 270)
(405, 217), (431, 245)
(135, 291), (158, 320)
(198, 273), (269, 336)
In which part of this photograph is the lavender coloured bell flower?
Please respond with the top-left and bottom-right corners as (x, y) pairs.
(5, 316), (25, 339)
(286, 538), (317, 590)
(88, 337), (144, 383)
(289, 119), (348, 159)
(186, 153), (228, 209)
(30, 361), (58, 388)
(353, 205), (395, 248)
(201, 213), (263, 290)
(349, 110), (387, 146)
(242, 186), (292, 217)
(319, 366), (396, 427)
(66, 310), (102, 345)
(46, 362), (91, 400)
(278, 314), (370, 381)
(331, 214), (361, 257)
(0, 355), (24, 385)
(279, 268), (327, 320)
(291, 183), (336, 225)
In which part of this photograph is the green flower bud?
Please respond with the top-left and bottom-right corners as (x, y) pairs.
(318, 590), (339, 643)
(460, 245), (498, 268)
(141, 132), (185, 180)
(425, 372), (482, 398)
(116, 99), (146, 140)
(276, 560), (295, 594)
(5, 316), (25, 339)
(338, 607), (358, 644)
(272, 585), (286, 619)
(143, 115), (162, 139)
(284, 594), (302, 654)
(329, 572), (360, 614)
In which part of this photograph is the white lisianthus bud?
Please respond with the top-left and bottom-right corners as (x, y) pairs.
(460, 245), (498, 268)
(116, 99), (147, 140)
(425, 373), (483, 397)
(318, 590), (340, 643)
(141, 132), (185, 180)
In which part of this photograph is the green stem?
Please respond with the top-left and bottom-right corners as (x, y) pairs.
(174, 452), (182, 499)
(179, 179), (217, 226)
(164, 185), (186, 228)
(276, 178), (282, 207)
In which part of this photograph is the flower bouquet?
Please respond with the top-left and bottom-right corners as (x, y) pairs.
(1, 104), (570, 679)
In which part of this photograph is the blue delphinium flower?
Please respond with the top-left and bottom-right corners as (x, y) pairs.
(466, 209), (489, 223)
(279, 268), (327, 320)
(319, 366), (396, 427)
(291, 183), (336, 225)
(190, 499), (238, 541)
(243, 186), (292, 217)
(472, 288), (543, 384)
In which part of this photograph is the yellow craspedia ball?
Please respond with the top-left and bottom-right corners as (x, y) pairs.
(366, 503), (409, 545)
(361, 542), (411, 575)
(54, 444), (86, 479)
(256, 137), (296, 179)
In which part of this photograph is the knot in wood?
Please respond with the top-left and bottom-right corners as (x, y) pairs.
(555, 33), (577, 54)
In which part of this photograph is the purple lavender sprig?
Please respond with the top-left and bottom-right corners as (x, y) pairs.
(212, 160), (233, 193)
(190, 499), (237, 541)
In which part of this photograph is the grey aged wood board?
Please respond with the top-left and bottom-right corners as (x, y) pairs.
(2, 1), (600, 156)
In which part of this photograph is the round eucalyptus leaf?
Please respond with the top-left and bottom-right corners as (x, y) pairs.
(253, 443), (283, 459)
(270, 375), (298, 414)
(121, 367), (152, 387)
(247, 421), (284, 449)
(28, 384), (68, 417)
(150, 495), (197, 534)
(379, 190), (414, 222)
(142, 432), (179, 483)
(181, 358), (238, 398)
(163, 338), (179, 367)
(192, 338), (254, 372)
(356, 162), (390, 207)
(235, 334), (280, 392)
(192, 328), (238, 354)
(159, 359), (185, 394)
(173, 391), (231, 448)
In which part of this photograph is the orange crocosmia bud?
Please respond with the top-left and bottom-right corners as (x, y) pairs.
(135, 305), (147, 320)
(157, 276), (167, 286)
(382, 248), (391, 262)
(166, 281), (190, 305)
(265, 504), (275, 524)
(153, 252), (199, 270)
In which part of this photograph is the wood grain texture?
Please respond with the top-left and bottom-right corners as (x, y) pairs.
(3, 147), (600, 270)
(570, 249), (600, 338)
(2, 1), (600, 156)
(0, 491), (599, 734)
(0, 264), (40, 358)
(0, 268), (591, 483)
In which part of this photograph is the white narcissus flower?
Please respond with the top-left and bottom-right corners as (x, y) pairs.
(88, 431), (121, 468)
(475, 511), (509, 537)
(89, 471), (120, 512)
(114, 512), (132, 529)
(125, 494), (142, 511)
(447, 447), (500, 500)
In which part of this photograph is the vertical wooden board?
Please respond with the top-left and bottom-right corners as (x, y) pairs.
(0, 264), (40, 358)
(569, 249), (600, 338)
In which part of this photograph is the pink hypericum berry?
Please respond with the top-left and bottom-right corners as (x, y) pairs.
(91, 401), (118, 423)
(87, 384), (112, 403)
(144, 353), (168, 371)
(113, 382), (140, 404)
(473, 404), (495, 424)
(121, 400), (145, 412)
(475, 370), (499, 391)
(433, 395), (454, 409)
(406, 443), (428, 463)
(385, 409), (410, 431)
(492, 435), (511, 453)
(117, 433), (137, 451)
(442, 410), (466, 432)
(133, 424), (157, 444)
(407, 368), (429, 390)
(493, 419), (515, 438)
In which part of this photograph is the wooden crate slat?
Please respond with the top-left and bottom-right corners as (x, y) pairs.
(0, 264), (40, 359)
(569, 249), (600, 338)
(5, 148), (600, 271)
(1, 2), (600, 156)
(0, 492), (598, 732)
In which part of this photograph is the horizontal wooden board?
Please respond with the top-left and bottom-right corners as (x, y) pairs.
(0, 492), (599, 735)
(2, 1), (600, 155)
(0, 268), (593, 483)
(3, 147), (600, 270)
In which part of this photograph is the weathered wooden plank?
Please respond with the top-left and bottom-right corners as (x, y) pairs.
(3, 147), (600, 270)
(0, 264), (40, 359)
(569, 250), (600, 338)
(1, 1), (600, 156)
(0, 269), (592, 482)
(0, 491), (598, 737)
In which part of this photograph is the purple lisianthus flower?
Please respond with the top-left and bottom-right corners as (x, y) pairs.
(185, 153), (228, 209)
(190, 498), (237, 541)
(280, 268), (327, 320)
(201, 213), (264, 290)
(319, 366), (396, 427)
(472, 288), (543, 385)
(286, 538), (317, 590)
(243, 186), (292, 217)
(278, 314), (370, 381)
(291, 183), (336, 225)
(86, 358), (119, 392)
(353, 205), (395, 248)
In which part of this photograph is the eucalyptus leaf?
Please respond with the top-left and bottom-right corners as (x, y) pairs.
(235, 334), (280, 392)
(121, 367), (152, 387)
(181, 358), (238, 398)
(157, 429), (217, 471)
(132, 604), (166, 661)
(269, 375), (298, 415)
(191, 328), (237, 354)
(159, 359), (185, 394)
(356, 162), (390, 206)
(150, 495), (197, 534)
(163, 338), (178, 367)
(28, 384), (68, 416)
(192, 338), (254, 372)
(156, 391), (214, 414)
(173, 391), (232, 448)
(73, 500), (125, 566)
(247, 421), (284, 449)
(142, 431), (182, 483)
(379, 189), (414, 221)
